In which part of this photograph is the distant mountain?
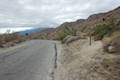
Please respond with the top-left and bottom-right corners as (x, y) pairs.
(40, 28), (55, 33)
(17, 28), (47, 36)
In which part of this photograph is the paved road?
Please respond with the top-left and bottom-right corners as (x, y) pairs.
(0, 40), (57, 80)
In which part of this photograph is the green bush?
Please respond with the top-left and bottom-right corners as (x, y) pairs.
(94, 23), (113, 40)
(95, 24), (112, 38)
(57, 27), (77, 40)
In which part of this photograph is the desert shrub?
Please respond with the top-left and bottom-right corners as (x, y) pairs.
(93, 23), (113, 40)
(3, 33), (22, 42)
(93, 20), (119, 40)
(0, 32), (26, 47)
(57, 27), (77, 41)
(62, 35), (82, 44)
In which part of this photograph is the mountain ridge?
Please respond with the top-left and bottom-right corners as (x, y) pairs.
(29, 6), (120, 40)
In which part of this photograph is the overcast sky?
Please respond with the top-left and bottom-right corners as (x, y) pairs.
(0, 0), (120, 32)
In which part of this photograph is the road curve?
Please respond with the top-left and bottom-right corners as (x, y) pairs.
(0, 40), (57, 80)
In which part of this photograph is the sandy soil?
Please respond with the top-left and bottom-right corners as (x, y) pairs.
(55, 38), (120, 80)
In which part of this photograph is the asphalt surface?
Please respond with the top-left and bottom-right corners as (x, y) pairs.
(0, 40), (57, 80)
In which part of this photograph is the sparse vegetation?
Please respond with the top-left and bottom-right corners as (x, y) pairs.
(93, 19), (120, 40)
(0, 32), (26, 48)
(93, 23), (113, 40)
(57, 26), (77, 41)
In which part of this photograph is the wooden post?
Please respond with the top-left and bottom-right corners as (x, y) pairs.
(89, 34), (92, 46)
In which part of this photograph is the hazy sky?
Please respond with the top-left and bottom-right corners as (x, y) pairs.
(0, 0), (120, 32)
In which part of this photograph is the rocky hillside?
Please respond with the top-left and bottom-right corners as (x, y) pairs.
(57, 6), (120, 32)
(52, 6), (120, 40)
(29, 6), (120, 41)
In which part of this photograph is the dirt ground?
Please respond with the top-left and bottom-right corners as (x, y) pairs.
(55, 38), (120, 80)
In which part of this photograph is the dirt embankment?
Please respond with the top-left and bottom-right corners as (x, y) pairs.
(55, 38), (120, 80)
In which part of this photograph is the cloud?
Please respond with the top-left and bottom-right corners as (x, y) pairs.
(0, 27), (33, 34)
(0, 0), (120, 28)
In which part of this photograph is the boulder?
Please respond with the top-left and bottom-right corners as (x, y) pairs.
(103, 36), (120, 53)
(108, 46), (116, 53)
(109, 36), (120, 53)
